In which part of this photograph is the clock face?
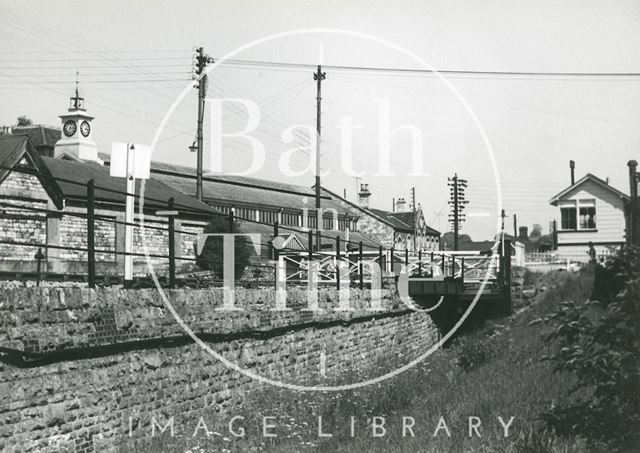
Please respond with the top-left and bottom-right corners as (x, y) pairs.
(63, 120), (76, 137)
(80, 120), (91, 137)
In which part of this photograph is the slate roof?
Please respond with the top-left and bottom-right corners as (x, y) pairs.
(11, 126), (61, 149)
(0, 135), (218, 219)
(319, 186), (440, 236)
(368, 208), (413, 232)
(98, 153), (359, 216)
(388, 211), (441, 235)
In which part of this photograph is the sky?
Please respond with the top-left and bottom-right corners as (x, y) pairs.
(1, 0), (639, 239)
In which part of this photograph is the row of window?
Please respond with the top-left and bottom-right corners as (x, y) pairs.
(209, 205), (358, 231)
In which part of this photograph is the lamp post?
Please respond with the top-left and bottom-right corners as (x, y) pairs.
(110, 142), (151, 288)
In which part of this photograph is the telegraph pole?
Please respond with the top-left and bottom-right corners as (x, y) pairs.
(314, 65), (326, 250)
(513, 213), (517, 237)
(411, 187), (417, 250)
(193, 47), (214, 201)
(448, 174), (468, 251)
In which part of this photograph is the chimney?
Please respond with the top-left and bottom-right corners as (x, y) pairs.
(395, 197), (407, 213)
(518, 226), (528, 240)
(629, 160), (638, 201)
(570, 160), (575, 185)
(358, 183), (371, 209)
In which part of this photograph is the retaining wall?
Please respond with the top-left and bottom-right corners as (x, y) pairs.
(0, 286), (438, 452)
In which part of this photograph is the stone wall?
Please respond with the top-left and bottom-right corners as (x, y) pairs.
(0, 166), (207, 276)
(356, 212), (396, 249)
(0, 287), (438, 452)
(0, 171), (48, 261)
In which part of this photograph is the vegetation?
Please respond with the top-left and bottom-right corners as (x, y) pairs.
(130, 267), (606, 453)
(16, 115), (32, 126)
(542, 248), (640, 451)
(196, 216), (253, 280)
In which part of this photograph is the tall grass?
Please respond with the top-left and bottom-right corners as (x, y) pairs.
(125, 268), (595, 453)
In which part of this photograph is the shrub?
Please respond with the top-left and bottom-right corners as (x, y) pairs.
(542, 247), (640, 450)
(196, 216), (253, 280)
(456, 335), (496, 372)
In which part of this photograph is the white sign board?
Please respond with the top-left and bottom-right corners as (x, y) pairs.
(109, 142), (151, 179)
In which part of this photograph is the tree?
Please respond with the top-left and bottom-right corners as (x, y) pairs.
(196, 215), (254, 280)
(441, 232), (472, 250)
(16, 116), (33, 127)
(530, 224), (543, 239)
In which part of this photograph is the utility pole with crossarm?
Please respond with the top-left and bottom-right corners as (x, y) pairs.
(448, 174), (468, 251)
(192, 47), (214, 201)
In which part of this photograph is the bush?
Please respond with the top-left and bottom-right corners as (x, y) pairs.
(542, 247), (640, 450)
(456, 335), (496, 372)
(196, 216), (253, 280)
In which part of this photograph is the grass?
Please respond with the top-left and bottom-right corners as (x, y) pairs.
(125, 268), (597, 453)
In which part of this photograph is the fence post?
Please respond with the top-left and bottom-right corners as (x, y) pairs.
(34, 248), (45, 287)
(308, 230), (313, 263)
(167, 197), (176, 289)
(418, 250), (422, 276)
(272, 221), (279, 261)
(358, 241), (363, 290)
(390, 246), (395, 274)
(441, 253), (446, 276)
(504, 239), (512, 313)
(336, 236), (341, 290)
(461, 257), (465, 284)
(228, 211), (234, 233)
(405, 248), (409, 267)
(378, 245), (384, 288)
(87, 179), (96, 288)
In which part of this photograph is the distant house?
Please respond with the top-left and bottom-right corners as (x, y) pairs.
(549, 173), (629, 257)
(320, 184), (440, 251)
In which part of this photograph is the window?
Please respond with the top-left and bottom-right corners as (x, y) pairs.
(281, 212), (299, 226)
(322, 216), (334, 230)
(579, 206), (596, 229)
(258, 210), (278, 225)
(234, 207), (254, 220)
(307, 214), (317, 229)
(559, 199), (596, 231)
(560, 207), (577, 230)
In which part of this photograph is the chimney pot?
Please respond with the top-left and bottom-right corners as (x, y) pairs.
(628, 160), (638, 200)
(519, 226), (528, 239)
(570, 160), (575, 185)
(358, 182), (371, 208)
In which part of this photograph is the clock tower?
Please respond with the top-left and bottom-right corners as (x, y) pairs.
(54, 77), (99, 162)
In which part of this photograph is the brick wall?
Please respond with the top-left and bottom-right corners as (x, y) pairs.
(0, 287), (438, 452)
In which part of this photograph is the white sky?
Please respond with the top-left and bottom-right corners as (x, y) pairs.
(1, 0), (639, 239)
